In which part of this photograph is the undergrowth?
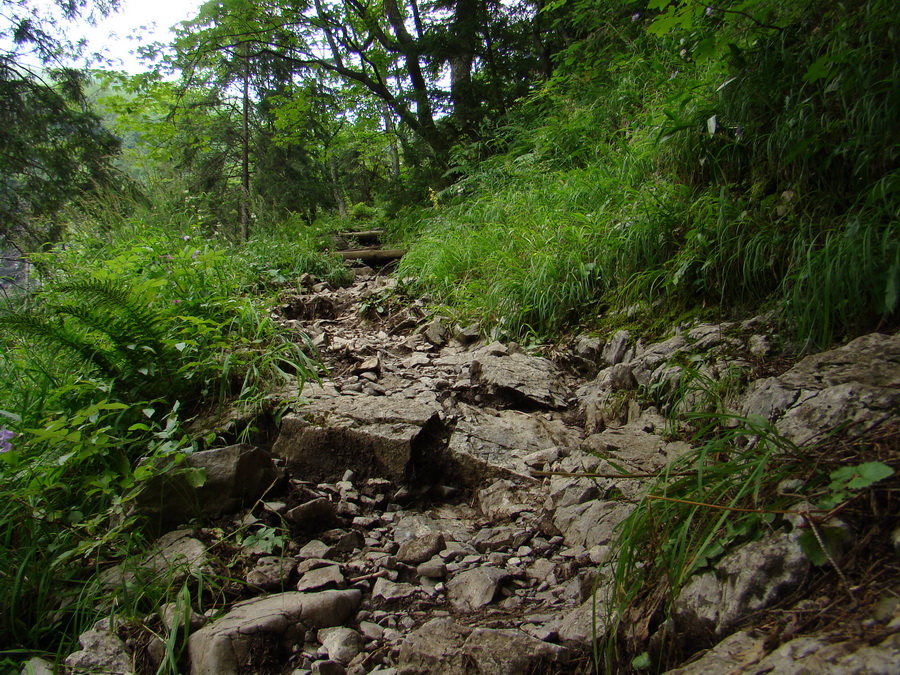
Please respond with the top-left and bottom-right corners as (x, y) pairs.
(0, 211), (341, 661)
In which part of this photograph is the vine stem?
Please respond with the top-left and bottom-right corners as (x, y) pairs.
(645, 494), (831, 516)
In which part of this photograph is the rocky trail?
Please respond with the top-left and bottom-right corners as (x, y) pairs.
(54, 245), (900, 675)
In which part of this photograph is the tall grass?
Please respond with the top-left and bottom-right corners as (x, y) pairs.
(783, 203), (899, 348)
(397, 0), (898, 346)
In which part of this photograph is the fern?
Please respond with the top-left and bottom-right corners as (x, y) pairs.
(54, 279), (168, 353)
(0, 312), (118, 378)
(0, 279), (177, 394)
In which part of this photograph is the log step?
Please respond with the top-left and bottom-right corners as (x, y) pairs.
(339, 249), (406, 265)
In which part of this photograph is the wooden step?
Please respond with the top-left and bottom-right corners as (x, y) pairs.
(339, 248), (406, 265)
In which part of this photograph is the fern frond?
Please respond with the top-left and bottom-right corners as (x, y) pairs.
(54, 280), (167, 352)
(0, 313), (118, 378)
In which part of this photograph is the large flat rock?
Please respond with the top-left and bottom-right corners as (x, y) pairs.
(272, 392), (444, 482)
(397, 618), (569, 674)
(188, 590), (361, 675)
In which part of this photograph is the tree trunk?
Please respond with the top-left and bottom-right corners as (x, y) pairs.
(449, 0), (480, 138)
(383, 102), (401, 180)
(329, 155), (347, 218)
(240, 44), (251, 242)
(339, 248), (406, 264)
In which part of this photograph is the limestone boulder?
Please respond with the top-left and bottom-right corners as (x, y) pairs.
(672, 530), (808, 641)
(441, 403), (581, 486)
(477, 479), (537, 520)
(446, 567), (510, 612)
(553, 499), (634, 549)
(462, 626), (570, 673)
(135, 444), (281, 533)
(101, 529), (210, 588)
(372, 578), (421, 603)
(396, 619), (472, 674)
(629, 335), (687, 387)
(661, 631), (766, 675)
(602, 330), (632, 366)
(19, 658), (54, 675)
(396, 533), (445, 565)
(424, 318), (448, 347)
(558, 594), (613, 646)
(318, 626), (364, 665)
(749, 632), (900, 675)
(663, 631), (900, 675)
(64, 619), (133, 675)
(397, 618), (568, 675)
(741, 333), (900, 444)
(65, 619), (135, 675)
(188, 590), (361, 675)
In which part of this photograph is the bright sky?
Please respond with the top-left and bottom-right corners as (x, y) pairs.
(77, 0), (206, 72)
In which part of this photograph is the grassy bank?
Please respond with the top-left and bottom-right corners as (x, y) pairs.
(395, 0), (899, 347)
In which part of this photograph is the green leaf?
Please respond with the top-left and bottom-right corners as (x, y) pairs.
(830, 462), (894, 491)
(648, 7), (679, 36)
(185, 467), (207, 488)
(694, 37), (717, 63)
(848, 462), (894, 489)
(784, 136), (815, 163)
(632, 652), (652, 670)
(798, 525), (850, 566)
(798, 529), (827, 565)
(804, 56), (831, 83)
(882, 258), (899, 314)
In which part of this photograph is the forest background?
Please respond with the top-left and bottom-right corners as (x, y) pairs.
(0, 0), (897, 668)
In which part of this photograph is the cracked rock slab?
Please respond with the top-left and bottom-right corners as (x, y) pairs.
(741, 333), (900, 444)
(442, 404), (581, 486)
(397, 618), (569, 674)
(470, 352), (569, 409)
(663, 631), (900, 675)
(554, 500), (635, 549)
(372, 578), (421, 603)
